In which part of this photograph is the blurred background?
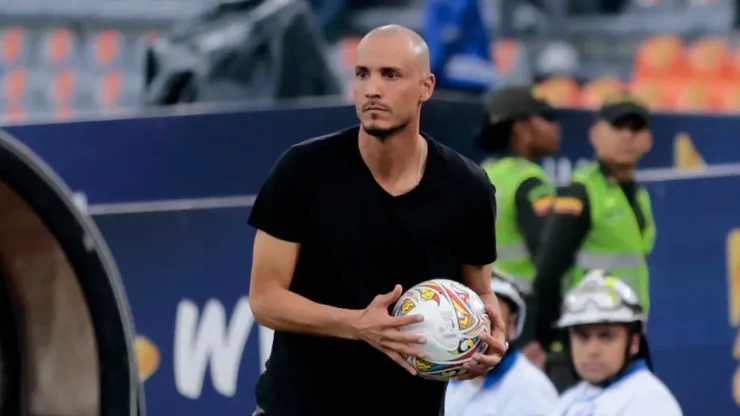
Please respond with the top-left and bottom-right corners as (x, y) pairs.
(2, 0), (740, 415)
(1, 0), (740, 121)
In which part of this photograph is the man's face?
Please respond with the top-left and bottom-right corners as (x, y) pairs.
(569, 323), (638, 384)
(352, 35), (434, 140)
(529, 114), (561, 156)
(590, 117), (652, 166)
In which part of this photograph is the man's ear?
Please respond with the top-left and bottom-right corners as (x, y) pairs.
(420, 73), (436, 103)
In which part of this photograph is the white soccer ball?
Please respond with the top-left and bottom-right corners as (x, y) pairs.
(391, 278), (491, 381)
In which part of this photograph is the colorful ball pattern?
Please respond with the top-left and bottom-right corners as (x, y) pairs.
(391, 279), (491, 381)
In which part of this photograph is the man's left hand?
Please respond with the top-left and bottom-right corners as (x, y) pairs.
(455, 303), (508, 380)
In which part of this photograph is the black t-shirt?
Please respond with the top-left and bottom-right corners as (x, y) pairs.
(247, 126), (497, 416)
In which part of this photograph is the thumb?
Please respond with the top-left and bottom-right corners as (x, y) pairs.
(374, 284), (403, 307)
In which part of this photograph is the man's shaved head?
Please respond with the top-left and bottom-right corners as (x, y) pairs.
(352, 25), (436, 140)
(358, 24), (431, 75)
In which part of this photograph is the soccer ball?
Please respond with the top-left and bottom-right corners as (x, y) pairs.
(391, 278), (491, 381)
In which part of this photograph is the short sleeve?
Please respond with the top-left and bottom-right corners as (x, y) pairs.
(247, 146), (306, 242)
(460, 171), (497, 265)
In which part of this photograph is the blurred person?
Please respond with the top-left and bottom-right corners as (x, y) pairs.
(445, 267), (558, 416)
(532, 94), (656, 391)
(475, 85), (560, 369)
(550, 270), (682, 416)
(248, 24), (508, 416)
(308, 0), (350, 45)
(423, 0), (495, 95)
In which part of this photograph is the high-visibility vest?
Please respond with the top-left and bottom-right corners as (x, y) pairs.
(482, 156), (554, 294)
(569, 163), (656, 310)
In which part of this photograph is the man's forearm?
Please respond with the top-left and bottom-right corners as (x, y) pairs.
(251, 287), (360, 340)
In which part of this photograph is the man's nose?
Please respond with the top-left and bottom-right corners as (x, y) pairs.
(364, 75), (382, 98)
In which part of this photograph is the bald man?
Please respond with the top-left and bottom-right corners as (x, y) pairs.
(248, 25), (507, 416)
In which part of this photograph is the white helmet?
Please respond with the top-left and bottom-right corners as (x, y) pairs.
(556, 270), (645, 329)
(491, 266), (526, 340)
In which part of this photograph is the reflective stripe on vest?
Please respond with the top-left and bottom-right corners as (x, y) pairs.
(575, 252), (643, 269)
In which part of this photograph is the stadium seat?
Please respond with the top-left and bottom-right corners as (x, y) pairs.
(628, 79), (674, 110)
(685, 37), (732, 81)
(633, 34), (687, 81)
(580, 76), (624, 108)
(671, 81), (716, 112)
(0, 27), (26, 65)
(97, 71), (123, 109)
(535, 76), (580, 107)
(40, 27), (78, 67)
(1, 67), (27, 104)
(708, 81), (740, 112)
(89, 29), (124, 68)
(341, 37), (361, 69)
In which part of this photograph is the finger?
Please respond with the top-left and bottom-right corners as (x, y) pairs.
(382, 341), (427, 359)
(471, 351), (502, 368)
(381, 328), (426, 344)
(381, 347), (417, 375)
(373, 284), (403, 307)
(388, 313), (424, 327)
(479, 332), (507, 356)
(463, 360), (490, 375)
(485, 304), (506, 333)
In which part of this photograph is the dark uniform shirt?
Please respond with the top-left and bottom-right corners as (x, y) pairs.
(533, 162), (647, 348)
(511, 175), (555, 344)
(248, 126), (497, 416)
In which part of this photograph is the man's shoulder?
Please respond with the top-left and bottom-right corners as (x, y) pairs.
(291, 125), (358, 155)
(430, 138), (490, 188)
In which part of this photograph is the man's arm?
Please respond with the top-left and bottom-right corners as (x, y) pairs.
(247, 146), (360, 340)
(249, 231), (360, 339)
(514, 177), (556, 257)
(532, 183), (591, 348)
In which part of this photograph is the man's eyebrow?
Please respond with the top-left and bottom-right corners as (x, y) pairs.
(353, 65), (404, 73)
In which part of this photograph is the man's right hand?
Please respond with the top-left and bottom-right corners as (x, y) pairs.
(353, 284), (427, 375)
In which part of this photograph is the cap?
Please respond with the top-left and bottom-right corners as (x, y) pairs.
(475, 85), (555, 152)
(596, 94), (650, 127)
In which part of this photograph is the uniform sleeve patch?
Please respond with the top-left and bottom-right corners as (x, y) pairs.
(553, 197), (584, 215)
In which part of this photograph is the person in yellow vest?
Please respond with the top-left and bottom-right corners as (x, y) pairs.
(531, 94), (656, 391)
(475, 85), (560, 369)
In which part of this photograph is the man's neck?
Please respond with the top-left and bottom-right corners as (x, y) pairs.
(358, 125), (425, 182)
(600, 160), (636, 181)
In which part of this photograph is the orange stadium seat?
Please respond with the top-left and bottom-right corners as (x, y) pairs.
(98, 71), (123, 109)
(492, 40), (519, 76)
(706, 82), (740, 112)
(633, 34), (687, 81)
(3, 104), (27, 123)
(41, 27), (76, 66)
(628, 79), (675, 111)
(1, 67), (27, 103)
(671, 81), (716, 112)
(91, 29), (123, 67)
(535, 76), (580, 107)
(342, 37), (360, 69)
(685, 37), (732, 81)
(580, 76), (625, 108)
(0, 27), (25, 64)
(50, 69), (76, 106)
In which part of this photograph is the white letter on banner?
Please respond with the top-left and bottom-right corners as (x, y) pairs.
(258, 325), (274, 373)
(174, 298), (253, 399)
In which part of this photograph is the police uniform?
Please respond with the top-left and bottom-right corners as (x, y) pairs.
(475, 86), (558, 346)
(532, 98), (656, 391)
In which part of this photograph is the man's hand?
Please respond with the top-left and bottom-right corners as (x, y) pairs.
(353, 285), (427, 375)
(456, 303), (508, 380)
(521, 341), (547, 370)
